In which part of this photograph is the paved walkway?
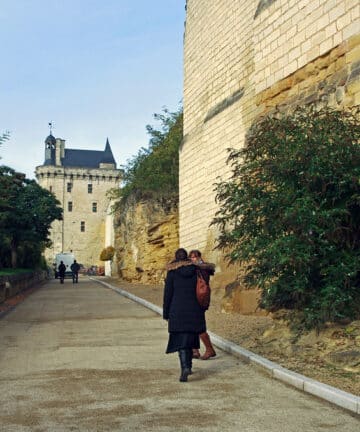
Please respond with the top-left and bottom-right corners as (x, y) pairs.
(0, 278), (359, 432)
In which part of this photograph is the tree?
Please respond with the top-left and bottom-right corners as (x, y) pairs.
(0, 132), (10, 159)
(212, 106), (360, 329)
(0, 166), (63, 268)
(112, 107), (183, 207)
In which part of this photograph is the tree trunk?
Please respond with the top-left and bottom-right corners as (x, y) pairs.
(10, 240), (17, 268)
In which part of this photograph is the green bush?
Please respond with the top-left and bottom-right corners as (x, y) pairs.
(111, 108), (182, 208)
(100, 246), (115, 261)
(212, 106), (360, 329)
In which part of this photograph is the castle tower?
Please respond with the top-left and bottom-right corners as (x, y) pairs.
(35, 133), (122, 268)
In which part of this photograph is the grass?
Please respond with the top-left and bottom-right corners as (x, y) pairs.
(0, 268), (34, 276)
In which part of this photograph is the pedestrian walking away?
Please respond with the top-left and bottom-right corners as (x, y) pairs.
(58, 261), (66, 284)
(163, 248), (206, 382)
(70, 259), (80, 284)
(189, 250), (217, 360)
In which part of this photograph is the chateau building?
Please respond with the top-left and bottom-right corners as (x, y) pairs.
(35, 133), (121, 268)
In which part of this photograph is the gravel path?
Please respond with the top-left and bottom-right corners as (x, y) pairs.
(107, 277), (360, 397)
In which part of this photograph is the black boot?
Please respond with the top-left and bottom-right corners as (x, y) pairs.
(178, 349), (192, 382)
(187, 349), (193, 375)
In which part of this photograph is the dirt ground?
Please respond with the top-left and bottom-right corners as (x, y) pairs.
(107, 278), (360, 397)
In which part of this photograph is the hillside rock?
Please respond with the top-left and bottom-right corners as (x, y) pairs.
(113, 198), (178, 284)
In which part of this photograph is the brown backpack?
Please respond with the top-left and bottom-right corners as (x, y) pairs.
(196, 269), (211, 309)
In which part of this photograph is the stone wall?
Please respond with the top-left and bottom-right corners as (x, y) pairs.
(114, 198), (178, 285)
(181, 0), (360, 292)
(0, 271), (47, 303)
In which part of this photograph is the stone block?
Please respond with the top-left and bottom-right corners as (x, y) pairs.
(329, 3), (346, 22)
(336, 11), (352, 31)
(343, 21), (360, 39)
(347, 32), (360, 50)
(304, 379), (359, 413)
(345, 44), (360, 64)
(249, 354), (277, 375)
(273, 367), (305, 390)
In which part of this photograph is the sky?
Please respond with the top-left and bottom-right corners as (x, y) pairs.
(0, 0), (185, 179)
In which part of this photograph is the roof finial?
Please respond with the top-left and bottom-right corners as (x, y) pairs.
(48, 121), (54, 135)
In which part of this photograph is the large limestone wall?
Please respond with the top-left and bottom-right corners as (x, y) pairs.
(182, 0), (360, 288)
(114, 199), (178, 285)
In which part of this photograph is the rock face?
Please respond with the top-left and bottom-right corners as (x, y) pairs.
(113, 198), (178, 285)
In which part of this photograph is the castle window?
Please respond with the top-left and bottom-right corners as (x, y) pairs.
(68, 201), (73, 212)
(80, 221), (85, 232)
(92, 202), (97, 213)
(49, 186), (52, 193)
(67, 182), (72, 192)
(88, 184), (93, 193)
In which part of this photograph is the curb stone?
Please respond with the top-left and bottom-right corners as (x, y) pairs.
(94, 278), (360, 415)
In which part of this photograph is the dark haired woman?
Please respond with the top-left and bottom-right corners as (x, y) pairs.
(189, 249), (216, 360)
(163, 248), (206, 382)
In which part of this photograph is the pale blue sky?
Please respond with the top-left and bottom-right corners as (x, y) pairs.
(0, 0), (185, 179)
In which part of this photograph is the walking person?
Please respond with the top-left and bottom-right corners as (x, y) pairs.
(163, 248), (206, 382)
(70, 260), (80, 284)
(189, 250), (217, 360)
(58, 261), (66, 284)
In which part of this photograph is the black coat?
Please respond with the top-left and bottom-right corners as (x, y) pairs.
(163, 260), (206, 334)
(58, 263), (66, 276)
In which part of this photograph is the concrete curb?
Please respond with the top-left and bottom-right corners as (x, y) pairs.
(94, 278), (360, 415)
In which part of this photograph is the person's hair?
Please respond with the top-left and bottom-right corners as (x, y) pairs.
(174, 248), (188, 261)
(189, 249), (201, 258)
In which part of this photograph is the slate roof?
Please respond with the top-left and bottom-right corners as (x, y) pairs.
(63, 149), (108, 168)
(43, 138), (117, 168)
(100, 138), (116, 165)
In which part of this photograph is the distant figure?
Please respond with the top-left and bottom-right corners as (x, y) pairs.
(70, 260), (80, 284)
(58, 261), (66, 284)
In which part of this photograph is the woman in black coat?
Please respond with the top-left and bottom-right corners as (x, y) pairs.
(163, 248), (206, 382)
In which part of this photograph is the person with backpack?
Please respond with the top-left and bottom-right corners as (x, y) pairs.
(189, 249), (216, 360)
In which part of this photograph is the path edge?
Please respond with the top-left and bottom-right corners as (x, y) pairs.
(94, 278), (360, 415)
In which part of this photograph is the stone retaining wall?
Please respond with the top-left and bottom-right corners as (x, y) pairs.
(181, 0), (360, 289)
(0, 271), (47, 303)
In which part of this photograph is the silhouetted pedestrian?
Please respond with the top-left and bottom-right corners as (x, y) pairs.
(58, 261), (66, 284)
(70, 260), (80, 283)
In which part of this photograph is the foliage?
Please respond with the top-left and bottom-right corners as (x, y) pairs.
(111, 107), (182, 207)
(0, 166), (63, 268)
(212, 106), (360, 329)
(100, 246), (115, 261)
(0, 131), (10, 159)
(0, 268), (34, 276)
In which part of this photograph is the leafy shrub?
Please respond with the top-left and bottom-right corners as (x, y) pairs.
(212, 106), (360, 329)
(100, 246), (115, 261)
(110, 108), (182, 208)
